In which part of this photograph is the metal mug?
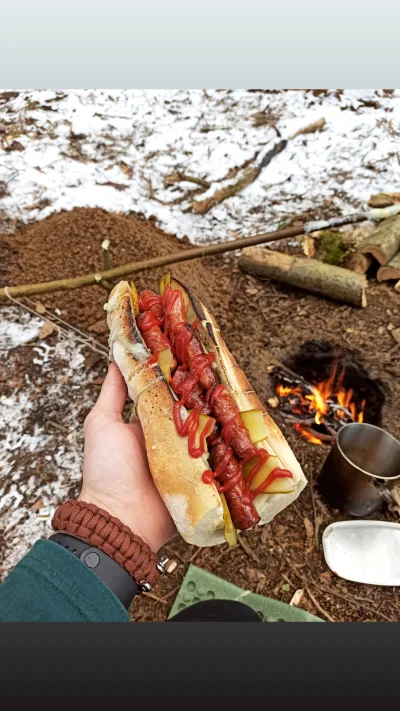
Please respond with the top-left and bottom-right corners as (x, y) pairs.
(318, 422), (400, 516)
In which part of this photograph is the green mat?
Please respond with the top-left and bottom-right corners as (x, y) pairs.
(169, 564), (323, 622)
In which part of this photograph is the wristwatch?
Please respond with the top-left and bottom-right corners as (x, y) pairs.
(49, 532), (139, 608)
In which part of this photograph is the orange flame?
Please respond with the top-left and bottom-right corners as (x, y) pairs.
(277, 362), (366, 444)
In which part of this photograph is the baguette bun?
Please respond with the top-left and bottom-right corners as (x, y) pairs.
(105, 279), (307, 547)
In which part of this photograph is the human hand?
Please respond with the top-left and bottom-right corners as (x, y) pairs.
(81, 362), (176, 552)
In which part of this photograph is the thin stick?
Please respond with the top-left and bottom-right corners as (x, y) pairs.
(309, 471), (320, 552)
(142, 592), (172, 607)
(305, 586), (335, 622)
(0, 213), (373, 302)
(5, 292), (108, 357)
(165, 171), (211, 190)
(188, 547), (203, 563)
(312, 583), (394, 622)
(102, 240), (112, 271)
(237, 533), (260, 564)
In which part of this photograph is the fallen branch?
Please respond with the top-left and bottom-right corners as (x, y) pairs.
(0, 215), (357, 301)
(239, 248), (367, 307)
(0, 210), (392, 302)
(191, 118), (327, 215)
(305, 586), (335, 622)
(191, 140), (288, 214)
(165, 171), (211, 190)
(377, 250), (400, 281)
(360, 214), (400, 265)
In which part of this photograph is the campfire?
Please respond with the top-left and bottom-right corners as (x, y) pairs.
(270, 340), (385, 445)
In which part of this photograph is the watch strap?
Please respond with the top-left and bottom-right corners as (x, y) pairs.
(49, 532), (139, 608)
(51, 499), (160, 588)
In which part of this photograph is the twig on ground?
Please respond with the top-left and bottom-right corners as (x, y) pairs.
(161, 584), (181, 601)
(102, 239), (112, 271)
(309, 471), (321, 552)
(305, 586), (335, 622)
(4, 291), (108, 357)
(188, 547), (203, 563)
(237, 533), (261, 564)
(312, 583), (394, 622)
(143, 592), (172, 607)
(281, 572), (296, 588)
(165, 171), (211, 190)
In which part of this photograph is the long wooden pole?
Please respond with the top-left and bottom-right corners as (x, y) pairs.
(0, 213), (369, 302)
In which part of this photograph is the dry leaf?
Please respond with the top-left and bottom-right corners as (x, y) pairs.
(291, 117), (326, 139)
(391, 328), (400, 345)
(395, 280), (400, 293)
(303, 517), (314, 539)
(39, 320), (55, 339)
(245, 288), (259, 296)
(119, 161), (133, 179)
(289, 588), (304, 606)
(30, 498), (43, 511)
(241, 567), (266, 593)
(368, 192), (400, 209)
(319, 571), (332, 583)
(35, 302), (46, 315)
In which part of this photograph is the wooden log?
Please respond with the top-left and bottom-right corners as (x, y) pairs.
(239, 247), (367, 307)
(360, 214), (400, 265)
(377, 251), (400, 282)
(348, 251), (374, 275)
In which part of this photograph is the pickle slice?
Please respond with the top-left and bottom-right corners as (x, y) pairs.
(130, 280), (140, 316)
(157, 348), (174, 382)
(243, 455), (295, 494)
(220, 493), (237, 546)
(159, 273), (171, 297)
(239, 409), (268, 444)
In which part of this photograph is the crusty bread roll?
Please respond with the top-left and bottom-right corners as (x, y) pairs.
(105, 280), (307, 547)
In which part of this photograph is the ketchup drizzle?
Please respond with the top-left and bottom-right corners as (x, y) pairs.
(138, 287), (293, 501)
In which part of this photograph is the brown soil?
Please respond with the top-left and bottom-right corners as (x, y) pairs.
(2, 207), (400, 622)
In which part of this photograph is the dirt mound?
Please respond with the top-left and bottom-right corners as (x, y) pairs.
(4, 207), (233, 334)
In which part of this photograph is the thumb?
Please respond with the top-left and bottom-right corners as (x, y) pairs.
(94, 362), (127, 416)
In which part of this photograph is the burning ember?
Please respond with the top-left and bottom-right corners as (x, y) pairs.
(274, 361), (366, 445)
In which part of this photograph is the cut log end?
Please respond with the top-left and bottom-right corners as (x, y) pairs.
(348, 252), (373, 275)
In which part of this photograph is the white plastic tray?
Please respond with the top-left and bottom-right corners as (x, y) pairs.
(322, 520), (400, 586)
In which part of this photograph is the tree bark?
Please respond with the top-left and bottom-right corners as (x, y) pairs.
(360, 214), (400, 265)
(239, 248), (367, 307)
(377, 251), (400, 281)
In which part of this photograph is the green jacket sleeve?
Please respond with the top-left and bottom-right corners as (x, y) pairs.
(0, 539), (130, 622)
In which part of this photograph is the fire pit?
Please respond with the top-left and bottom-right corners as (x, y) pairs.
(270, 340), (385, 445)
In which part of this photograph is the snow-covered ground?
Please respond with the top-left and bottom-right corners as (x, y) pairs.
(1, 89), (400, 243)
(0, 305), (107, 578)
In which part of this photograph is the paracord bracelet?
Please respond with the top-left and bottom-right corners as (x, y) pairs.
(51, 500), (169, 592)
